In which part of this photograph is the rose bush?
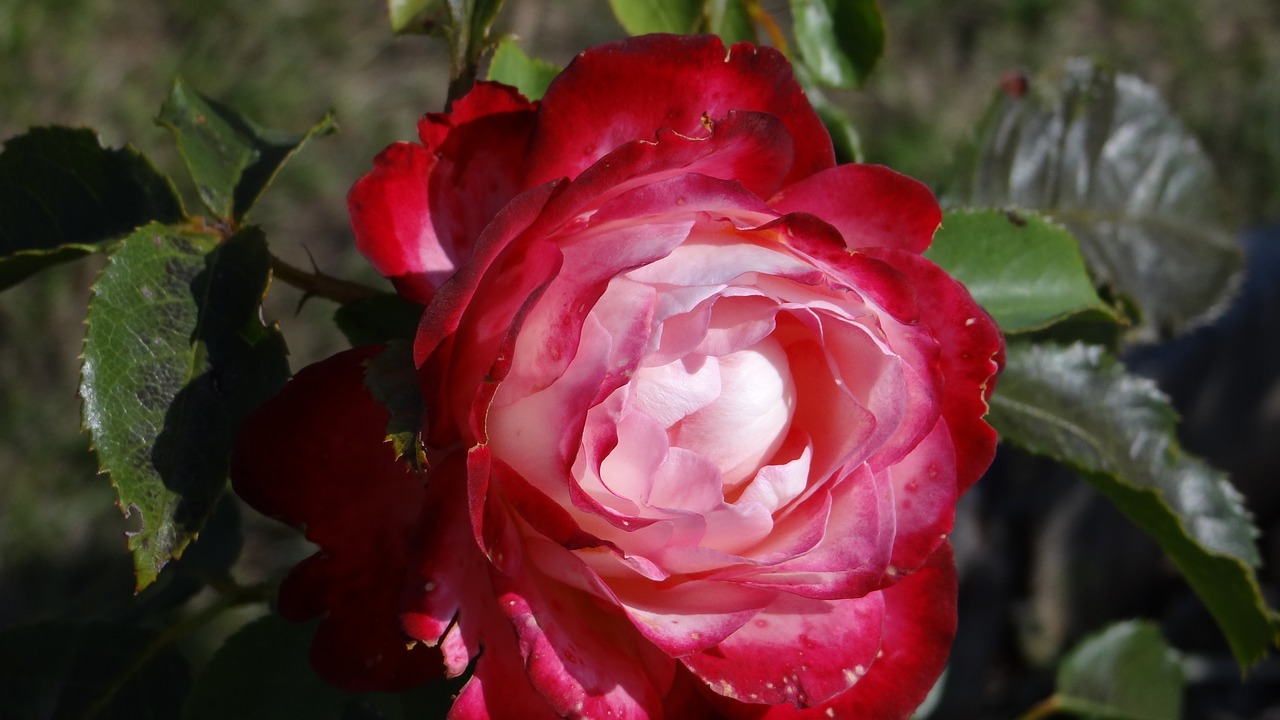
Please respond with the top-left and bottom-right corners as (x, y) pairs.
(232, 33), (1002, 719)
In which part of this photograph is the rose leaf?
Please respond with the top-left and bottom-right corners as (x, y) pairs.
(487, 38), (562, 102)
(789, 0), (885, 89)
(388, 0), (442, 33)
(946, 59), (1241, 342)
(705, 0), (756, 44)
(81, 222), (290, 590)
(607, 0), (702, 34)
(181, 615), (347, 720)
(1050, 621), (1183, 720)
(926, 208), (1121, 334)
(0, 622), (192, 719)
(0, 126), (184, 291)
(157, 78), (336, 223)
(989, 341), (1280, 668)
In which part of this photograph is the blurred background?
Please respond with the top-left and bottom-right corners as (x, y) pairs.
(2, 0), (1278, 716)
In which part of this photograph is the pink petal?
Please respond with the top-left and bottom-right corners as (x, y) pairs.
(230, 346), (441, 692)
(526, 35), (833, 191)
(770, 164), (942, 254)
(682, 590), (886, 708)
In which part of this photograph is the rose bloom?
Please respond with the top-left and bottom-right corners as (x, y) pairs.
(233, 34), (1002, 719)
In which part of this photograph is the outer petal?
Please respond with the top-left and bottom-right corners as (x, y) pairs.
(769, 164), (942, 254)
(525, 34), (834, 189)
(682, 591), (885, 708)
(863, 248), (1004, 493)
(349, 83), (535, 303)
(230, 346), (440, 692)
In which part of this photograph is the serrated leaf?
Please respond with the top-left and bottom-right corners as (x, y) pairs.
(487, 39), (561, 101)
(706, 0), (756, 44)
(334, 292), (424, 347)
(0, 622), (192, 719)
(158, 78), (336, 222)
(789, 0), (885, 88)
(0, 126), (184, 290)
(181, 614), (347, 720)
(608, 0), (702, 34)
(388, 0), (442, 32)
(989, 342), (1280, 667)
(363, 340), (426, 470)
(948, 59), (1241, 342)
(927, 209), (1120, 333)
(1053, 621), (1183, 720)
(81, 222), (290, 589)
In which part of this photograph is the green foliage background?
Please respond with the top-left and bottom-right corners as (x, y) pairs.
(1, 0), (1278, 709)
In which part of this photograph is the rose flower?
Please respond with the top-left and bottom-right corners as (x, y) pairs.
(232, 34), (1002, 719)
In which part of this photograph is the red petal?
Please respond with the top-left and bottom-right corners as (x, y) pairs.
(349, 83), (535, 304)
(863, 248), (1003, 493)
(770, 165), (942, 254)
(525, 35), (833, 190)
(230, 346), (441, 692)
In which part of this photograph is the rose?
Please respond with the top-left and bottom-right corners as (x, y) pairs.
(232, 34), (1002, 719)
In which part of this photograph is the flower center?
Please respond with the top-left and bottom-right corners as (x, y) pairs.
(632, 336), (796, 490)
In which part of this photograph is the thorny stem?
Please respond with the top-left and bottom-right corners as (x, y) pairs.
(269, 253), (382, 304)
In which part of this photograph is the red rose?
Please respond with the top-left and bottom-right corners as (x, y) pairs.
(233, 34), (1002, 719)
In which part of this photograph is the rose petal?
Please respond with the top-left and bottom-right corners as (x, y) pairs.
(682, 590), (885, 708)
(526, 35), (833, 190)
(230, 346), (440, 692)
(769, 164), (942, 254)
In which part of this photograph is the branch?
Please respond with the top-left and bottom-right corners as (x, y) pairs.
(269, 253), (382, 305)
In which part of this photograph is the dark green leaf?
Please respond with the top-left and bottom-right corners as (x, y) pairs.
(1055, 621), (1183, 720)
(927, 209), (1120, 333)
(182, 614), (347, 720)
(487, 38), (561, 101)
(0, 622), (192, 719)
(608, 0), (702, 34)
(364, 340), (426, 471)
(333, 292), (424, 347)
(388, 0), (442, 32)
(990, 342), (1280, 667)
(948, 59), (1241, 342)
(705, 0), (756, 44)
(0, 126), (184, 290)
(789, 0), (885, 88)
(81, 223), (290, 589)
(158, 78), (337, 222)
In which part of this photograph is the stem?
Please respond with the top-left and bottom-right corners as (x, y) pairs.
(1017, 695), (1063, 720)
(746, 0), (790, 56)
(84, 581), (274, 719)
(269, 253), (382, 304)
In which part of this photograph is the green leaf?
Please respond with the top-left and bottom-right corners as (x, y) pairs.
(1054, 621), (1183, 720)
(333, 292), (424, 347)
(927, 209), (1120, 333)
(608, 0), (702, 34)
(989, 342), (1280, 667)
(706, 0), (756, 44)
(487, 38), (561, 101)
(182, 615), (347, 720)
(789, 0), (885, 88)
(388, 0), (442, 32)
(157, 78), (337, 222)
(363, 340), (427, 471)
(81, 223), (290, 589)
(948, 59), (1241, 342)
(0, 622), (192, 719)
(0, 126), (184, 290)
(809, 87), (864, 164)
